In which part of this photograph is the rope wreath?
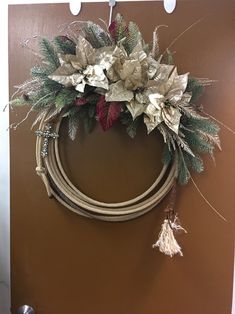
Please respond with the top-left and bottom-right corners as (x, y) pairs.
(36, 110), (177, 222)
(10, 14), (223, 256)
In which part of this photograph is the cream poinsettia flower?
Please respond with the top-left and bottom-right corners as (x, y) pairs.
(127, 67), (192, 134)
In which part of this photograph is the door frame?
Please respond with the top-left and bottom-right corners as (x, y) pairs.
(1, 1), (235, 313)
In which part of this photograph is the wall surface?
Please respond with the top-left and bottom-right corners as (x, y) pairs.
(9, 1), (235, 314)
(0, 2), (10, 314)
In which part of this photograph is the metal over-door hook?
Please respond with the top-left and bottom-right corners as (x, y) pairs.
(69, 1), (116, 22)
(109, 0), (116, 25)
(69, 0), (82, 15)
(164, 0), (177, 13)
(69, 1), (175, 17)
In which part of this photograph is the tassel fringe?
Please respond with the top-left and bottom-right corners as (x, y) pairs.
(152, 216), (187, 257)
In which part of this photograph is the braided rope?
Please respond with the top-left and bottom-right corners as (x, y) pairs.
(35, 111), (177, 221)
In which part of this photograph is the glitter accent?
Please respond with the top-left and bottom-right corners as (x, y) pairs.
(35, 125), (59, 158)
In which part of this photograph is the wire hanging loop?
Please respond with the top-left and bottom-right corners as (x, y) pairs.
(109, 0), (116, 26)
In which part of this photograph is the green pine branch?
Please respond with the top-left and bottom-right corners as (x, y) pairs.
(54, 36), (76, 55)
(186, 116), (219, 135)
(177, 149), (191, 185)
(114, 14), (128, 43)
(162, 145), (173, 166)
(186, 77), (205, 103)
(55, 89), (79, 108)
(78, 104), (96, 133)
(31, 66), (51, 79)
(43, 78), (62, 93)
(83, 22), (112, 48)
(124, 21), (141, 54)
(183, 129), (214, 155)
(40, 38), (60, 70)
(67, 106), (80, 140)
(120, 111), (141, 138)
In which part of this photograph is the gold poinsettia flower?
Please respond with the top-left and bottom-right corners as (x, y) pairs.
(127, 67), (191, 134)
(104, 43), (176, 104)
(105, 41), (150, 102)
(48, 36), (110, 92)
(107, 42), (148, 87)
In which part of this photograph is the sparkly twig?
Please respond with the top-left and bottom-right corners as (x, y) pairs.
(202, 110), (235, 136)
(163, 16), (207, 56)
(10, 92), (53, 130)
(191, 176), (227, 222)
(151, 25), (168, 58)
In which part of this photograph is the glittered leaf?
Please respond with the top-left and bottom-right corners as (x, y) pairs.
(68, 107), (80, 140)
(108, 21), (117, 41)
(126, 116), (141, 138)
(166, 49), (174, 65)
(75, 98), (88, 106)
(96, 95), (122, 131)
(109, 14), (128, 43)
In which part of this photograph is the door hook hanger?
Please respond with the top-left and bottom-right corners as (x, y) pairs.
(164, 0), (177, 14)
(69, 0), (82, 15)
(109, 0), (116, 26)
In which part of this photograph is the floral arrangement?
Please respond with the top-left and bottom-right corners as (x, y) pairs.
(11, 14), (220, 185)
(10, 14), (222, 256)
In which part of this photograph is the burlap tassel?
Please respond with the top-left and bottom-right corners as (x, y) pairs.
(152, 182), (187, 257)
(152, 215), (187, 257)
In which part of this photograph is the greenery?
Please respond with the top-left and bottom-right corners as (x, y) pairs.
(54, 36), (76, 54)
(10, 14), (220, 186)
(40, 38), (60, 70)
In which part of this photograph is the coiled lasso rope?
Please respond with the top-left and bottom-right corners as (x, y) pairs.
(35, 110), (177, 222)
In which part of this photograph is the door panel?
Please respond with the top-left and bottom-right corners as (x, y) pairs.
(9, 2), (235, 314)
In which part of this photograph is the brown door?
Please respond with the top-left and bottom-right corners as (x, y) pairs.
(9, 1), (235, 314)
